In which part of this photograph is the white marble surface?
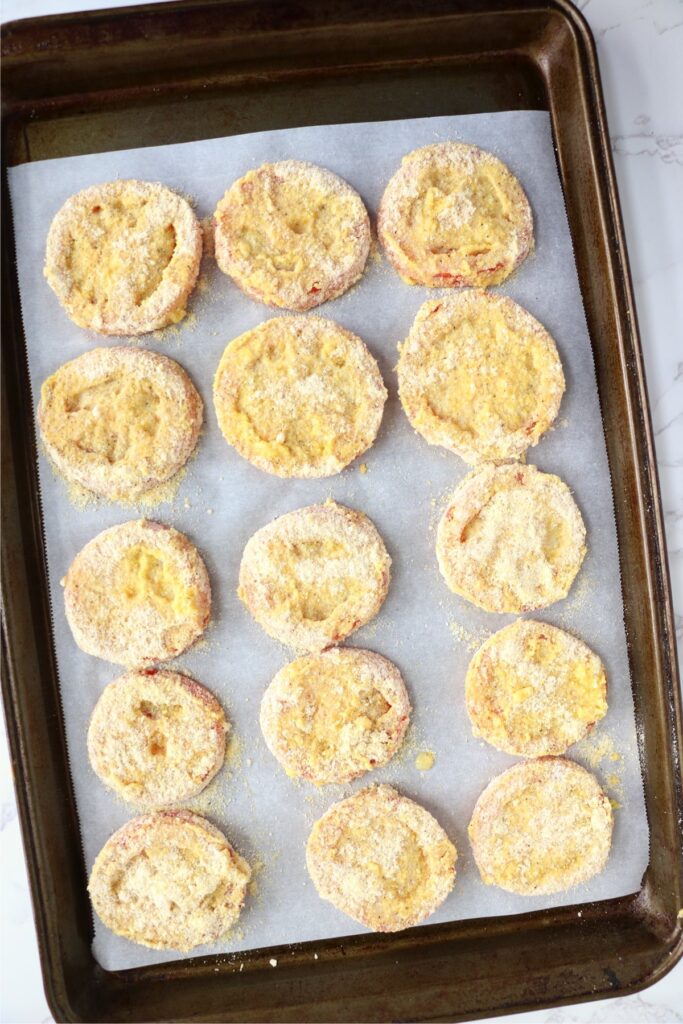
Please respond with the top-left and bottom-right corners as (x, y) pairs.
(0, 0), (681, 1021)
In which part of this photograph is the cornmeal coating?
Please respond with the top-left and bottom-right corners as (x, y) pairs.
(214, 160), (371, 310)
(378, 142), (533, 288)
(437, 464), (586, 613)
(260, 648), (410, 784)
(89, 810), (251, 951)
(306, 784), (457, 931)
(238, 501), (391, 653)
(466, 620), (607, 757)
(39, 346), (203, 502)
(468, 758), (613, 895)
(398, 291), (564, 464)
(88, 670), (228, 807)
(63, 519), (211, 667)
(213, 316), (386, 478)
(45, 179), (202, 335)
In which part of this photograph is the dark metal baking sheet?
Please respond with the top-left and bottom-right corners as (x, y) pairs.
(1, 1), (681, 1021)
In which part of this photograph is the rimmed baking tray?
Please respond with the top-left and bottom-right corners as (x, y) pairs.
(1, 1), (681, 1021)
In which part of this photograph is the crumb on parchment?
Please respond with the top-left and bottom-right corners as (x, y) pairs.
(415, 751), (435, 771)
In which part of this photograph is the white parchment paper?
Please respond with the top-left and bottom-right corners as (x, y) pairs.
(8, 111), (649, 972)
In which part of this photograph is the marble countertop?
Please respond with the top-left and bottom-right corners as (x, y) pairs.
(1, 0), (681, 1021)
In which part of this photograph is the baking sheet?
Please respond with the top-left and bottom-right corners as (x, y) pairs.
(7, 111), (649, 972)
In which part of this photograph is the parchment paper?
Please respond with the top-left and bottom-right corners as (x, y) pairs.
(7, 111), (649, 972)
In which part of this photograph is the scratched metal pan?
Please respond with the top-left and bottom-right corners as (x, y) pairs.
(1, 0), (681, 1020)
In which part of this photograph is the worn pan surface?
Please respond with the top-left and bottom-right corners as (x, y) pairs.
(1, 1), (681, 1021)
